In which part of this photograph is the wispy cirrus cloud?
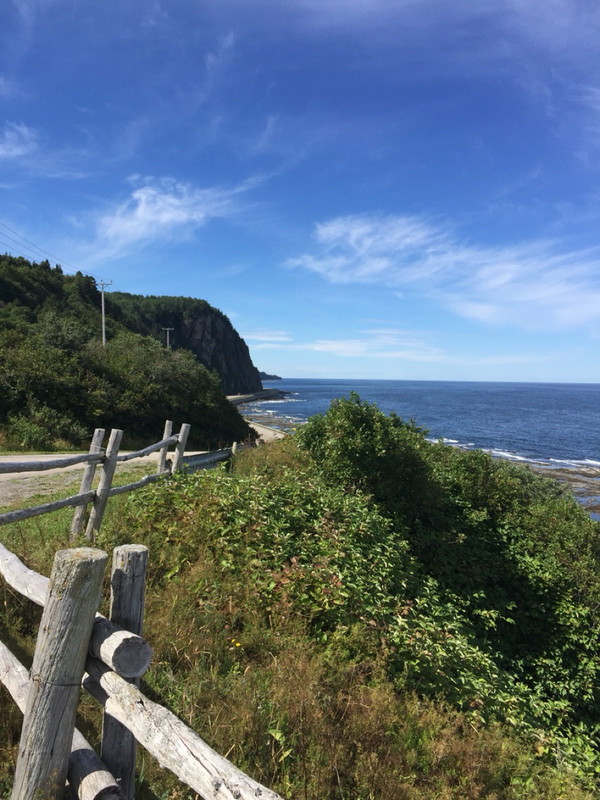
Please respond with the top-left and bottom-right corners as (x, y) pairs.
(93, 175), (258, 257)
(245, 325), (549, 373)
(0, 122), (38, 159)
(306, 328), (446, 362)
(248, 326), (446, 362)
(243, 329), (293, 343)
(0, 121), (91, 178)
(0, 76), (20, 99)
(288, 213), (600, 331)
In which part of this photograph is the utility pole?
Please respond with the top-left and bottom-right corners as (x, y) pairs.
(98, 280), (112, 347)
(162, 327), (174, 349)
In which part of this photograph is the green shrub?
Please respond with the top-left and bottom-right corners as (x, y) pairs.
(2, 401), (600, 797)
(295, 392), (432, 523)
(6, 403), (88, 450)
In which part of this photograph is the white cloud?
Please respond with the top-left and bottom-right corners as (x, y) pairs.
(289, 213), (600, 331)
(205, 31), (235, 74)
(95, 176), (253, 254)
(306, 328), (447, 362)
(0, 123), (38, 159)
(250, 326), (447, 362)
(289, 214), (450, 287)
(246, 325), (549, 375)
(243, 329), (293, 343)
(0, 76), (17, 98)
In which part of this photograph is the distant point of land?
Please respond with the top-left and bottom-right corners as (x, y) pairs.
(259, 371), (283, 380)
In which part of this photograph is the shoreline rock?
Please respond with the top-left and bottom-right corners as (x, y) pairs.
(227, 389), (290, 406)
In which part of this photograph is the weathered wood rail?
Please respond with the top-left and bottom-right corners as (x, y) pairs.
(0, 542), (282, 800)
(0, 425), (279, 800)
(0, 421), (189, 540)
(0, 422), (240, 539)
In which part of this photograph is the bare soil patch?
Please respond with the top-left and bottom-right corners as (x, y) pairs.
(0, 454), (159, 510)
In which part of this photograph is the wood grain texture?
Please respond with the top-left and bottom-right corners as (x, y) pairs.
(84, 657), (283, 800)
(71, 428), (105, 539)
(0, 541), (152, 678)
(101, 545), (149, 800)
(11, 548), (108, 800)
(0, 640), (121, 800)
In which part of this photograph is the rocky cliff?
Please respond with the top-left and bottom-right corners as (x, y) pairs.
(108, 292), (263, 395)
(180, 308), (263, 395)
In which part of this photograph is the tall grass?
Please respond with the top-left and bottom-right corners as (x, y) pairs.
(0, 434), (597, 799)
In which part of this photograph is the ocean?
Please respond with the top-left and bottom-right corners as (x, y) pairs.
(253, 379), (599, 467)
(245, 378), (600, 516)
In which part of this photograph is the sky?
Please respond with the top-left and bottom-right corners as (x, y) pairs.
(1, 0), (600, 383)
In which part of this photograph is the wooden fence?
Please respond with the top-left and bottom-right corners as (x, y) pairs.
(0, 542), (282, 800)
(0, 426), (280, 800)
(0, 421), (237, 540)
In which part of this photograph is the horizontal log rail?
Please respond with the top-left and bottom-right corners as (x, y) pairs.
(0, 424), (279, 799)
(0, 620), (121, 800)
(0, 489), (96, 527)
(107, 470), (168, 497)
(0, 421), (191, 539)
(182, 447), (233, 470)
(116, 433), (179, 463)
(83, 656), (282, 800)
(0, 452), (103, 474)
(0, 541), (152, 679)
(0, 536), (283, 800)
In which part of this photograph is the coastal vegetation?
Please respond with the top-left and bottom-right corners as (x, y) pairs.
(1, 395), (599, 798)
(0, 255), (254, 449)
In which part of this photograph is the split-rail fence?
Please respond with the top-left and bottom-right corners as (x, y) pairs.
(0, 425), (279, 800)
(0, 420), (237, 540)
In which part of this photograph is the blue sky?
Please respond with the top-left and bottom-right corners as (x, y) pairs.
(2, 1), (600, 382)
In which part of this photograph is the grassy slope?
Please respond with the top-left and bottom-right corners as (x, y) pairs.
(1, 434), (598, 799)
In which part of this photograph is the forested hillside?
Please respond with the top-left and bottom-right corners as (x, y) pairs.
(0, 255), (255, 449)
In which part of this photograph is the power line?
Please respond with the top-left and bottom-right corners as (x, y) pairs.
(0, 222), (114, 347)
(0, 234), (57, 265)
(0, 221), (82, 274)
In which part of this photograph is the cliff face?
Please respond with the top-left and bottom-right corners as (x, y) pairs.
(108, 291), (263, 395)
(180, 310), (263, 395)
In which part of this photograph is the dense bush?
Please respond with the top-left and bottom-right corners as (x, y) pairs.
(295, 394), (600, 784)
(1, 398), (599, 798)
(0, 314), (252, 450)
(91, 446), (586, 796)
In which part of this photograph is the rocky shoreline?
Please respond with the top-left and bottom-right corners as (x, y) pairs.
(227, 388), (290, 406)
(529, 463), (600, 519)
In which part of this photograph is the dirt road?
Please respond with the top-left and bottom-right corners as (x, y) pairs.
(0, 453), (160, 510)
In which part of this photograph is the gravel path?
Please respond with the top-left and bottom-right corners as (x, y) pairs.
(0, 454), (159, 510)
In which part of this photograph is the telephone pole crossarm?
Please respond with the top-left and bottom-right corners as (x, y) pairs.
(162, 327), (174, 349)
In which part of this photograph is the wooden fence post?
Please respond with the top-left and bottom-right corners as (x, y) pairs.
(85, 429), (123, 542)
(101, 545), (149, 800)
(0, 640), (121, 800)
(171, 423), (191, 473)
(156, 420), (173, 474)
(11, 548), (108, 800)
(70, 428), (105, 540)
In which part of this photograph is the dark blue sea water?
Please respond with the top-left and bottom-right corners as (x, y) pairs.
(251, 379), (600, 469)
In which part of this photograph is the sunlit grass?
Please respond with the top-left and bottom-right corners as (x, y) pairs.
(0, 432), (598, 799)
